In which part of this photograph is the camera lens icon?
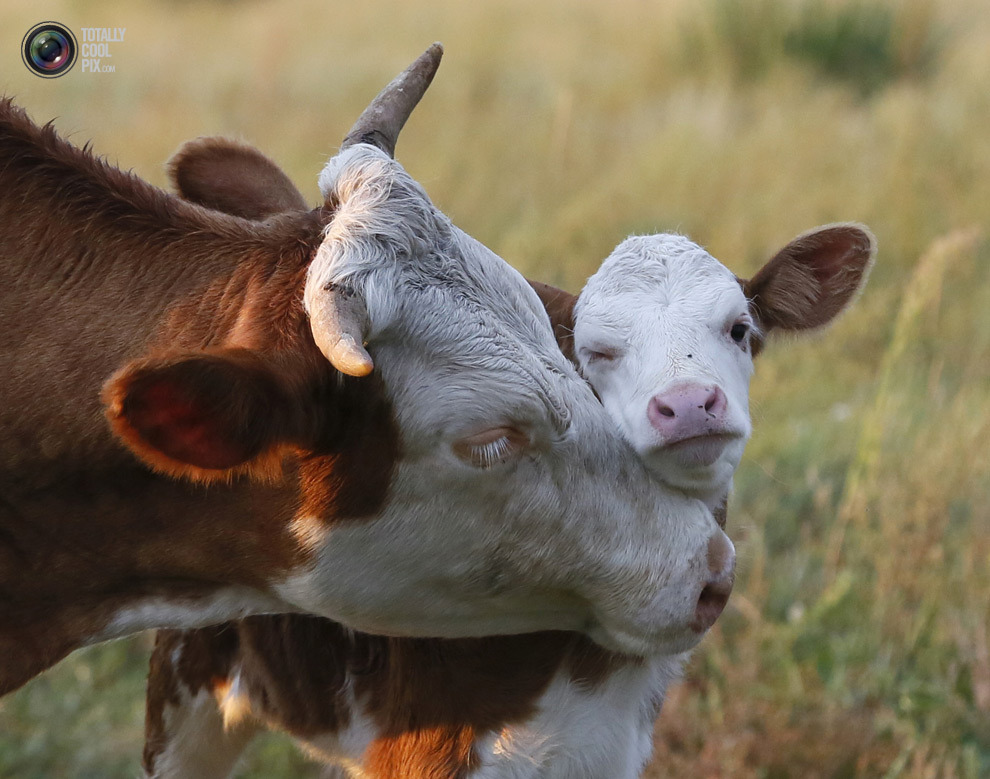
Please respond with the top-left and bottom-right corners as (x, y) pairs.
(22, 22), (78, 78)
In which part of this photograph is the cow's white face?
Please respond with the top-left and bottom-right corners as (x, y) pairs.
(575, 235), (755, 506)
(274, 148), (732, 657)
(109, 141), (734, 657)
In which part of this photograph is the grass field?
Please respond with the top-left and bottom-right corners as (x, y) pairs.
(2, 0), (989, 776)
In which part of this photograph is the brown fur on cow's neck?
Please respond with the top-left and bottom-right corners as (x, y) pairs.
(0, 99), (327, 465)
(0, 99), (400, 694)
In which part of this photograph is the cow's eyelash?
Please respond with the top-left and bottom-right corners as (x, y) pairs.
(453, 426), (528, 469)
(467, 436), (514, 469)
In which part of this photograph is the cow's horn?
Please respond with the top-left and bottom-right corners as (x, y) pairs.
(307, 283), (373, 377)
(341, 43), (443, 158)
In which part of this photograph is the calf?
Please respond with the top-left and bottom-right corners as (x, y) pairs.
(0, 46), (729, 694)
(144, 139), (874, 777)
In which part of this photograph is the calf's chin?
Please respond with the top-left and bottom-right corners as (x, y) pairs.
(639, 434), (747, 506)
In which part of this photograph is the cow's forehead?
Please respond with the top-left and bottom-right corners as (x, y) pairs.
(379, 228), (575, 435)
(315, 145), (573, 431)
(577, 234), (745, 329)
(316, 145), (548, 332)
(434, 226), (553, 342)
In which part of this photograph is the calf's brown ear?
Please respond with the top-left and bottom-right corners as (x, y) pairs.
(167, 137), (309, 220)
(528, 280), (578, 364)
(743, 223), (876, 337)
(103, 348), (315, 483)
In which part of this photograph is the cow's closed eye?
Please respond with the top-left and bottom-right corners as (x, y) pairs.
(453, 426), (529, 469)
(580, 344), (623, 366)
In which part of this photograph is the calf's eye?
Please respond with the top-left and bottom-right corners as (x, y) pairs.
(581, 346), (621, 365)
(730, 322), (749, 344)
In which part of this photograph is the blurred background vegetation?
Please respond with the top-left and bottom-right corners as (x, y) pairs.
(1, 0), (988, 776)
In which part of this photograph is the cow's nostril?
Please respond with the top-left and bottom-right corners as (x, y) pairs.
(692, 578), (732, 633)
(692, 533), (735, 633)
(657, 403), (675, 418)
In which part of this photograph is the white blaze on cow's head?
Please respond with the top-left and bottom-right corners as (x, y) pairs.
(575, 227), (875, 507)
(104, 46), (733, 657)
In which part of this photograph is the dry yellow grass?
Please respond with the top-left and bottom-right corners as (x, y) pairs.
(1, 0), (988, 776)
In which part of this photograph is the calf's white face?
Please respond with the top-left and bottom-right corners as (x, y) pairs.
(576, 227), (876, 508)
(576, 236), (755, 505)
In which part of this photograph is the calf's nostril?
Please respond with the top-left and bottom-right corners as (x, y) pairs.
(648, 396), (677, 423)
(703, 386), (727, 416)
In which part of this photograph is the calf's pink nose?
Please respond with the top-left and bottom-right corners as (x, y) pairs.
(647, 383), (727, 439)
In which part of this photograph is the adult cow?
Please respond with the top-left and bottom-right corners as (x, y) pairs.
(136, 138), (873, 777)
(0, 46), (730, 695)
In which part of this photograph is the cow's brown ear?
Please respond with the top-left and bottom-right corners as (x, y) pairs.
(743, 223), (875, 337)
(528, 280), (578, 365)
(103, 348), (314, 483)
(167, 137), (308, 220)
